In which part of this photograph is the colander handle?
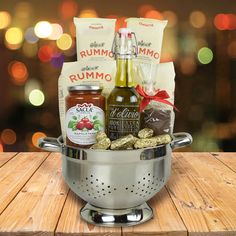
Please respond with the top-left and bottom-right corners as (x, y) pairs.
(171, 132), (192, 150)
(38, 137), (61, 152)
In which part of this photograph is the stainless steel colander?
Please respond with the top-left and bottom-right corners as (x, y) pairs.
(39, 132), (192, 227)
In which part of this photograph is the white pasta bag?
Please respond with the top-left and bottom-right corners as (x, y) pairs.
(126, 17), (167, 63)
(74, 17), (116, 61)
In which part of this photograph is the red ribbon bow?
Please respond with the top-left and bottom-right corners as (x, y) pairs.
(135, 85), (178, 112)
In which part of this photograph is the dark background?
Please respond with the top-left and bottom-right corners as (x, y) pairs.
(0, 0), (235, 152)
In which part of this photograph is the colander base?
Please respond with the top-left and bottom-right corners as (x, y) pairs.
(80, 202), (153, 227)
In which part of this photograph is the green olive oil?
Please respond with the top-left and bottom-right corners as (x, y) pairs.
(107, 28), (140, 140)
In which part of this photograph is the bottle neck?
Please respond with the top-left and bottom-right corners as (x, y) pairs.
(115, 56), (134, 88)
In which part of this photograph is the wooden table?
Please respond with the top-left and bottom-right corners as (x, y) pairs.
(0, 152), (236, 236)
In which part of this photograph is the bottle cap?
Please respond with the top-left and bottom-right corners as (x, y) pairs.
(112, 28), (138, 58)
(119, 28), (132, 38)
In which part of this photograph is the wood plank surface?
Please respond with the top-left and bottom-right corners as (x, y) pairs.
(0, 152), (17, 167)
(0, 153), (69, 236)
(212, 152), (236, 172)
(56, 191), (121, 236)
(167, 152), (236, 236)
(1, 152), (236, 235)
(0, 152), (49, 214)
(122, 188), (187, 236)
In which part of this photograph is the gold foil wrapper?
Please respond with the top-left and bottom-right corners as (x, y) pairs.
(110, 134), (137, 150)
(90, 138), (111, 150)
(134, 134), (171, 149)
(138, 128), (154, 139)
(153, 134), (172, 145)
(134, 138), (157, 149)
(96, 131), (108, 142)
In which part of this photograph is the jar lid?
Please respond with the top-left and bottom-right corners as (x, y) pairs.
(68, 85), (102, 92)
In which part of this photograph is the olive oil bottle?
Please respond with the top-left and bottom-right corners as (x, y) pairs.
(107, 28), (140, 140)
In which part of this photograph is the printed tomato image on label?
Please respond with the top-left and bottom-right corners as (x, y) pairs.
(66, 103), (105, 145)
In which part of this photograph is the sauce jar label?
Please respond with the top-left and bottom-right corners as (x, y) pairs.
(66, 103), (105, 145)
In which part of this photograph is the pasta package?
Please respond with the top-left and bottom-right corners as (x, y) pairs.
(58, 60), (116, 139)
(126, 18), (167, 63)
(74, 17), (116, 61)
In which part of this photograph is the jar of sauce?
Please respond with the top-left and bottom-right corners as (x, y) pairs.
(65, 85), (105, 148)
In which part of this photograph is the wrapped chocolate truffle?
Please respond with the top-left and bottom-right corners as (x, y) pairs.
(110, 134), (137, 150)
(134, 134), (171, 149)
(152, 134), (172, 145)
(134, 138), (157, 149)
(90, 132), (111, 150)
(138, 128), (154, 139)
(90, 138), (111, 150)
(96, 131), (108, 142)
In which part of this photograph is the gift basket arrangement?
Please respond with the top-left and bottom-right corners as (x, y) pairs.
(39, 17), (192, 227)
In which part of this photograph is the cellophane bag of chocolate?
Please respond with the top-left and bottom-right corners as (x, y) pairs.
(135, 62), (176, 135)
(58, 60), (116, 140)
(126, 18), (167, 63)
(74, 17), (116, 61)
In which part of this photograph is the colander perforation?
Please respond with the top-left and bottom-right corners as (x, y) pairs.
(64, 156), (170, 209)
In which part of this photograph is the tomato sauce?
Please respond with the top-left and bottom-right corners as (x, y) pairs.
(65, 85), (105, 148)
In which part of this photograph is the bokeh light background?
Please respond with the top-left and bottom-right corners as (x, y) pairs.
(0, 0), (236, 152)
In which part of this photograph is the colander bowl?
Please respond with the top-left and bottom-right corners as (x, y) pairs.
(39, 132), (192, 227)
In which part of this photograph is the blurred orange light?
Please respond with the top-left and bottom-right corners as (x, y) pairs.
(116, 17), (127, 32)
(1, 129), (16, 145)
(79, 9), (98, 18)
(138, 4), (155, 17)
(38, 45), (54, 62)
(227, 14), (236, 30)
(214, 14), (231, 30)
(8, 61), (28, 85)
(59, 0), (78, 19)
(0, 11), (11, 29)
(144, 10), (163, 20)
(189, 11), (206, 29)
(162, 11), (178, 28)
(32, 132), (46, 147)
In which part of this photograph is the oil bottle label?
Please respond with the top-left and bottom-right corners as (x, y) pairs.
(108, 104), (140, 140)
